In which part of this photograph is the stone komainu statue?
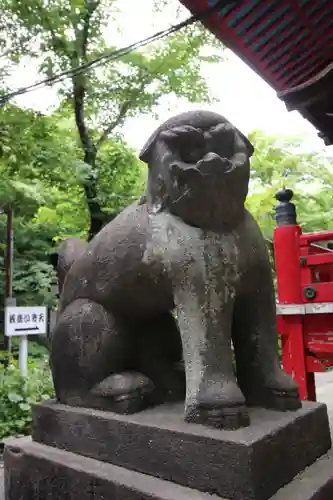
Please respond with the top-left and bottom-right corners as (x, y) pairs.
(51, 110), (301, 430)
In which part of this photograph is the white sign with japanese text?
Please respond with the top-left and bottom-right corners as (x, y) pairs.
(5, 306), (47, 337)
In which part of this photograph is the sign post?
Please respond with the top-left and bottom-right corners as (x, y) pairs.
(5, 306), (48, 376)
(19, 334), (28, 375)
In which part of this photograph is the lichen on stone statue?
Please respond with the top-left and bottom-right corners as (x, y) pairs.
(50, 110), (301, 430)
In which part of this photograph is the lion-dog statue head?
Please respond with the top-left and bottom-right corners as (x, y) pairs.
(139, 110), (254, 231)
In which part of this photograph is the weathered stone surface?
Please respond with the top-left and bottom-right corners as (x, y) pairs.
(50, 110), (300, 430)
(5, 427), (333, 500)
(4, 438), (221, 500)
(271, 448), (333, 500)
(31, 400), (331, 500)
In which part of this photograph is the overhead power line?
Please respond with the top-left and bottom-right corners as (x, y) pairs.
(0, 0), (227, 105)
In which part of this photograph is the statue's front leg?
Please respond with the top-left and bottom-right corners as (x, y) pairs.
(174, 279), (249, 430)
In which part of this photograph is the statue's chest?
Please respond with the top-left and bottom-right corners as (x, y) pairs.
(150, 214), (241, 290)
(195, 231), (240, 291)
(200, 231), (239, 268)
(168, 227), (241, 305)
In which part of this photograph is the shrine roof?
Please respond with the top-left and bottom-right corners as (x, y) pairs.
(179, 0), (333, 144)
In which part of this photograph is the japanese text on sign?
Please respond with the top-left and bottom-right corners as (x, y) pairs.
(5, 306), (47, 337)
(8, 312), (45, 324)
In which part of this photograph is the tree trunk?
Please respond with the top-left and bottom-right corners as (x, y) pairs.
(82, 150), (107, 240)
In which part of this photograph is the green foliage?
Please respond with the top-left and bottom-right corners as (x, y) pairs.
(0, 104), (81, 308)
(6, 339), (49, 360)
(1, 0), (223, 236)
(96, 137), (146, 216)
(0, 356), (54, 439)
(0, 103), (81, 210)
(0, 104), (145, 313)
(0, 0), (37, 86)
(247, 130), (333, 244)
(88, 24), (222, 129)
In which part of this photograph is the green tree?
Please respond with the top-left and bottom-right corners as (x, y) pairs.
(246, 130), (333, 263)
(0, 0), (41, 90)
(2, 0), (223, 237)
(0, 104), (79, 312)
(0, 104), (145, 313)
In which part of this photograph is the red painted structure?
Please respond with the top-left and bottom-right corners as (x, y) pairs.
(274, 191), (333, 401)
(179, 0), (333, 144)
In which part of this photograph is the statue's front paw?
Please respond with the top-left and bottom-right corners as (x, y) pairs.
(246, 369), (301, 411)
(185, 379), (250, 430)
(185, 404), (250, 430)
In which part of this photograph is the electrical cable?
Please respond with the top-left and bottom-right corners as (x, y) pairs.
(0, 0), (227, 105)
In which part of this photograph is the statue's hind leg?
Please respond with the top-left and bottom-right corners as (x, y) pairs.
(50, 299), (154, 414)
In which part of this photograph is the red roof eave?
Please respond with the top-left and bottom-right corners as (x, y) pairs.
(179, 0), (333, 144)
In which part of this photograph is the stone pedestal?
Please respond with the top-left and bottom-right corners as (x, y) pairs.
(4, 400), (333, 500)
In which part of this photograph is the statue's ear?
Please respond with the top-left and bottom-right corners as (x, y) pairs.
(139, 131), (158, 165)
(139, 125), (204, 164)
(139, 134), (164, 213)
(139, 144), (151, 164)
(242, 134), (254, 158)
(210, 122), (254, 158)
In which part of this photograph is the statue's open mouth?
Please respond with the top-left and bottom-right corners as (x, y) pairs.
(171, 152), (235, 182)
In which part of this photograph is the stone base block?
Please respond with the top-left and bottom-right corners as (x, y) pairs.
(4, 438), (215, 500)
(4, 436), (333, 500)
(28, 400), (331, 500)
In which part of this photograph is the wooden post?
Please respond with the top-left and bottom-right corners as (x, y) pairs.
(1, 207), (14, 363)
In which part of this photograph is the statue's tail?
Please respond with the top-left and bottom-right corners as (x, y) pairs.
(52, 237), (88, 294)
